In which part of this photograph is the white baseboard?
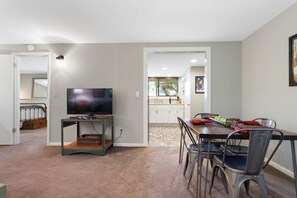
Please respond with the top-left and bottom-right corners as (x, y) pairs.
(269, 159), (294, 178)
(47, 142), (71, 146)
(114, 142), (147, 147)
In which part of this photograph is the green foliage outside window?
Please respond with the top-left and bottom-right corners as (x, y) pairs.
(148, 78), (178, 96)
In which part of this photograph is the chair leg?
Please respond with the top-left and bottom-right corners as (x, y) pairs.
(187, 158), (198, 189)
(220, 170), (228, 193)
(244, 180), (250, 196)
(227, 184), (240, 198)
(209, 166), (228, 194)
(225, 171), (240, 198)
(183, 153), (189, 176)
(179, 132), (184, 163)
(210, 158), (214, 168)
(181, 143), (185, 163)
(208, 165), (218, 194)
(258, 175), (268, 198)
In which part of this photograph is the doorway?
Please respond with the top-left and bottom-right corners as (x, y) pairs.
(15, 53), (50, 145)
(143, 47), (212, 146)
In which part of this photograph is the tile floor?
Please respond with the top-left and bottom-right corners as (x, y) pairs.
(149, 124), (181, 147)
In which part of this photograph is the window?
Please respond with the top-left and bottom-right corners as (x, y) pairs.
(148, 79), (157, 96)
(148, 77), (178, 96)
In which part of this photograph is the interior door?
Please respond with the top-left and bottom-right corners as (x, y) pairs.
(0, 54), (15, 145)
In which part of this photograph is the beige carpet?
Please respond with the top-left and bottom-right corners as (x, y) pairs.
(0, 128), (295, 198)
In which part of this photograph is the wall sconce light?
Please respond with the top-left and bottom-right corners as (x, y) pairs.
(56, 55), (64, 61)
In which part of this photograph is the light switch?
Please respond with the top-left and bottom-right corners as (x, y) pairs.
(136, 91), (140, 97)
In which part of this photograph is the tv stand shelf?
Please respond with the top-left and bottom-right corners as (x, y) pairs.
(61, 116), (114, 156)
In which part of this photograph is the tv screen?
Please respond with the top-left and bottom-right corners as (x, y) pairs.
(67, 88), (112, 115)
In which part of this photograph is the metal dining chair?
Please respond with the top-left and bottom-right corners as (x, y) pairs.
(194, 113), (219, 119)
(178, 113), (212, 164)
(178, 113), (219, 164)
(177, 117), (221, 193)
(209, 128), (284, 198)
(223, 118), (277, 156)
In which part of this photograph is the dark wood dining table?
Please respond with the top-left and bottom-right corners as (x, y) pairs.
(183, 118), (297, 197)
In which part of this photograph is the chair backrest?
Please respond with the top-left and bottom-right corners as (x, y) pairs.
(177, 117), (197, 150)
(253, 118), (276, 128)
(194, 113), (219, 119)
(222, 128), (283, 175)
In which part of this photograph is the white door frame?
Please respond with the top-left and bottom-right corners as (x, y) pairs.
(143, 47), (211, 146)
(13, 52), (51, 145)
(0, 54), (14, 145)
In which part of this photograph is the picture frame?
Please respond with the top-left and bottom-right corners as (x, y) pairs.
(289, 33), (297, 86)
(195, 76), (204, 94)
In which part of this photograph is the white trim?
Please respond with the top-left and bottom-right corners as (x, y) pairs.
(13, 52), (51, 145)
(268, 159), (294, 178)
(143, 48), (149, 147)
(13, 56), (20, 144)
(48, 142), (62, 146)
(204, 48), (212, 112)
(46, 53), (52, 146)
(13, 52), (49, 56)
(114, 143), (146, 147)
(143, 47), (212, 146)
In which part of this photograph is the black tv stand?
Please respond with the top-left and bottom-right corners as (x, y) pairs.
(69, 114), (96, 120)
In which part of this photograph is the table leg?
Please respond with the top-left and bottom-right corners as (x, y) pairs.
(290, 140), (297, 196)
(77, 122), (80, 137)
(203, 141), (210, 198)
(61, 121), (64, 155)
(179, 129), (184, 164)
(197, 147), (202, 198)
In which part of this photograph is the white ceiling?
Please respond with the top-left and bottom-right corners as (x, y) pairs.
(0, 0), (296, 44)
(19, 56), (48, 74)
(7, 0), (297, 75)
(148, 52), (205, 77)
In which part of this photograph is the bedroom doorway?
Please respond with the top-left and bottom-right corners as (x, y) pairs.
(15, 52), (50, 145)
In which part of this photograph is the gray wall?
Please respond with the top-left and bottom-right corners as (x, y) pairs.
(0, 42), (242, 144)
(242, 2), (297, 175)
(20, 74), (47, 102)
(190, 66), (205, 117)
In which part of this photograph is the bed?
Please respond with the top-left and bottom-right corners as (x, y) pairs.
(20, 103), (47, 129)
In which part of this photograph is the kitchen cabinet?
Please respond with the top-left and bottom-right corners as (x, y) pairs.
(149, 104), (184, 124)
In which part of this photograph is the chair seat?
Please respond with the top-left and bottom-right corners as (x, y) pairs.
(189, 143), (221, 154)
(221, 145), (248, 155)
(202, 138), (225, 146)
(214, 155), (247, 171)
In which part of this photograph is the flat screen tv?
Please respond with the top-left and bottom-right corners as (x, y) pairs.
(67, 88), (113, 115)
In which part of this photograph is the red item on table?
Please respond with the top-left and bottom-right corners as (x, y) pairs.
(243, 120), (261, 125)
(230, 125), (251, 134)
(190, 119), (212, 125)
